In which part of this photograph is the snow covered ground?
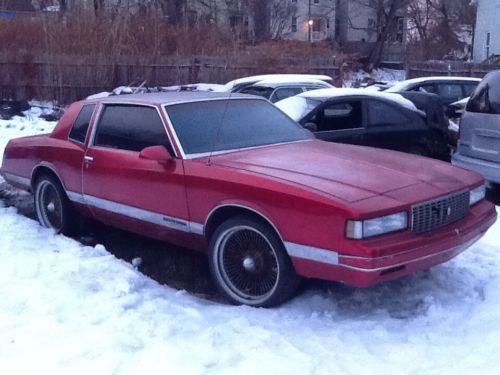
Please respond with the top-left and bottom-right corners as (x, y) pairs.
(1, 116), (500, 374)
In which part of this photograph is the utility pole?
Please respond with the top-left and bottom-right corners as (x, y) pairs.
(308, 0), (312, 43)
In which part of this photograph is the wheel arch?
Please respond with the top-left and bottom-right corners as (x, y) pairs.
(31, 163), (67, 192)
(204, 204), (284, 243)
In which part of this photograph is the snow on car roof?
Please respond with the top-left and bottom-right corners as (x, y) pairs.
(224, 74), (332, 91)
(251, 78), (333, 88)
(297, 88), (419, 112)
(162, 83), (228, 92)
(386, 76), (481, 92)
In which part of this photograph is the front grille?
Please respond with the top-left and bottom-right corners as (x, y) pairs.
(411, 191), (470, 234)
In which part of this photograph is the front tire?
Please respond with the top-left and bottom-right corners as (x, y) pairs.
(209, 216), (300, 307)
(34, 175), (79, 235)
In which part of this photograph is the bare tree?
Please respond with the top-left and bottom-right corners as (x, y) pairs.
(269, 0), (297, 39)
(407, 0), (476, 60)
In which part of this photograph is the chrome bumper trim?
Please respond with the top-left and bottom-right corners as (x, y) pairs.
(338, 234), (482, 273)
(285, 242), (339, 265)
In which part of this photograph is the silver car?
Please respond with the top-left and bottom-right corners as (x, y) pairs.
(452, 70), (500, 184)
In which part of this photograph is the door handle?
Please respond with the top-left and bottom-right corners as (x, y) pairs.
(84, 156), (94, 162)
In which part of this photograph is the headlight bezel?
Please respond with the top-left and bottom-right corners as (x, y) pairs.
(346, 211), (409, 240)
(469, 184), (486, 206)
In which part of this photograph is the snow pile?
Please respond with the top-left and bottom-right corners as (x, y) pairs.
(343, 69), (406, 88)
(1, 116), (500, 374)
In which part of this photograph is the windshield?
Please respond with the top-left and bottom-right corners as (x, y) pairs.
(165, 98), (312, 156)
(275, 96), (321, 121)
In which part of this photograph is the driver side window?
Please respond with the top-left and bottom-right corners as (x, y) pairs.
(94, 105), (172, 153)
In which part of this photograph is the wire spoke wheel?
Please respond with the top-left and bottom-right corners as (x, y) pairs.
(33, 175), (80, 235)
(35, 180), (64, 232)
(218, 226), (279, 301)
(210, 216), (300, 307)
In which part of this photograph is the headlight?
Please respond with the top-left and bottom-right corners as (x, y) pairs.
(469, 184), (486, 206)
(346, 212), (408, 239)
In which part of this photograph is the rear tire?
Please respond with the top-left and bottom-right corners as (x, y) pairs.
(34, 175), (79, 235)
(209, 216), (301, 307)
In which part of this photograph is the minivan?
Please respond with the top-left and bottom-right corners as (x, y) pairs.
(452, 70), (500, 184)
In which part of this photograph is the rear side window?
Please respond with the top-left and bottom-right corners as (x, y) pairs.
(467, 72), (500, 115)
(94, 105), (171, 152)
(367, 100), (410, 127)
(270, 87), (303, 103)
(416, 84), (436, 94)
(68, 104), (95, 144)
(239, 86), (274, 99)
(437, 84), (463, 101)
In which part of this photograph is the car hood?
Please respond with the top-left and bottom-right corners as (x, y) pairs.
(210, 140), (479, 203)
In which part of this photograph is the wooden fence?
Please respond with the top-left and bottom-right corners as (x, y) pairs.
(407, 61), (500, 79)
(0, 54), (341, 104)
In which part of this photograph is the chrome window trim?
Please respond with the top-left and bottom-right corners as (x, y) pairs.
(88, 103), (178, 158)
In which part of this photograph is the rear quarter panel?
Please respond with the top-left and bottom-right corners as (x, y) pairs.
(1, 102), (85, 192)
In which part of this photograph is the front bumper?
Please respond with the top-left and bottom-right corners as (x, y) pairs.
(452, 152), (500, 184)
(292, 200), (496, 287)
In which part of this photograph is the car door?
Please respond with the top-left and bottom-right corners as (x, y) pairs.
(306, 98), (366, 144)
(363, 98), (426, 153)
(82, 103), (190, 239)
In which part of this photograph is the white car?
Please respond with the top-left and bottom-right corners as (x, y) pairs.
(385, 76), (481, 106)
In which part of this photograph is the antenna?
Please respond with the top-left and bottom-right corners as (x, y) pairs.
(207, 91), (233, 166)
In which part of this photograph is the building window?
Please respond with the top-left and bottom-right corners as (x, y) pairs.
(291, 16), (297, 32)
(396, 16), (404, 43)
(368, 18), (375, 30)
(314, 0), (320, 4)
(312, 18), (322, 33)
(486, 32), (491, 59)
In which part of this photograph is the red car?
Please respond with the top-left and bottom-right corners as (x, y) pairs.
(1, 92), (496, 307)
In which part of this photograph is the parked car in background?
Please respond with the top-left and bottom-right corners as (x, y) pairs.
(276, 88), (452, 160)
(452, 70), (500, 184)
(1, 92), (495, 307)
(385, 76), (481, 106)
(237, 78), (332, 103)
(224, 74), (334, 93)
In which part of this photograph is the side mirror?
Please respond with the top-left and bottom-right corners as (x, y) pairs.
(139, 145), (172, 164)
(303, 122), (318, 132)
